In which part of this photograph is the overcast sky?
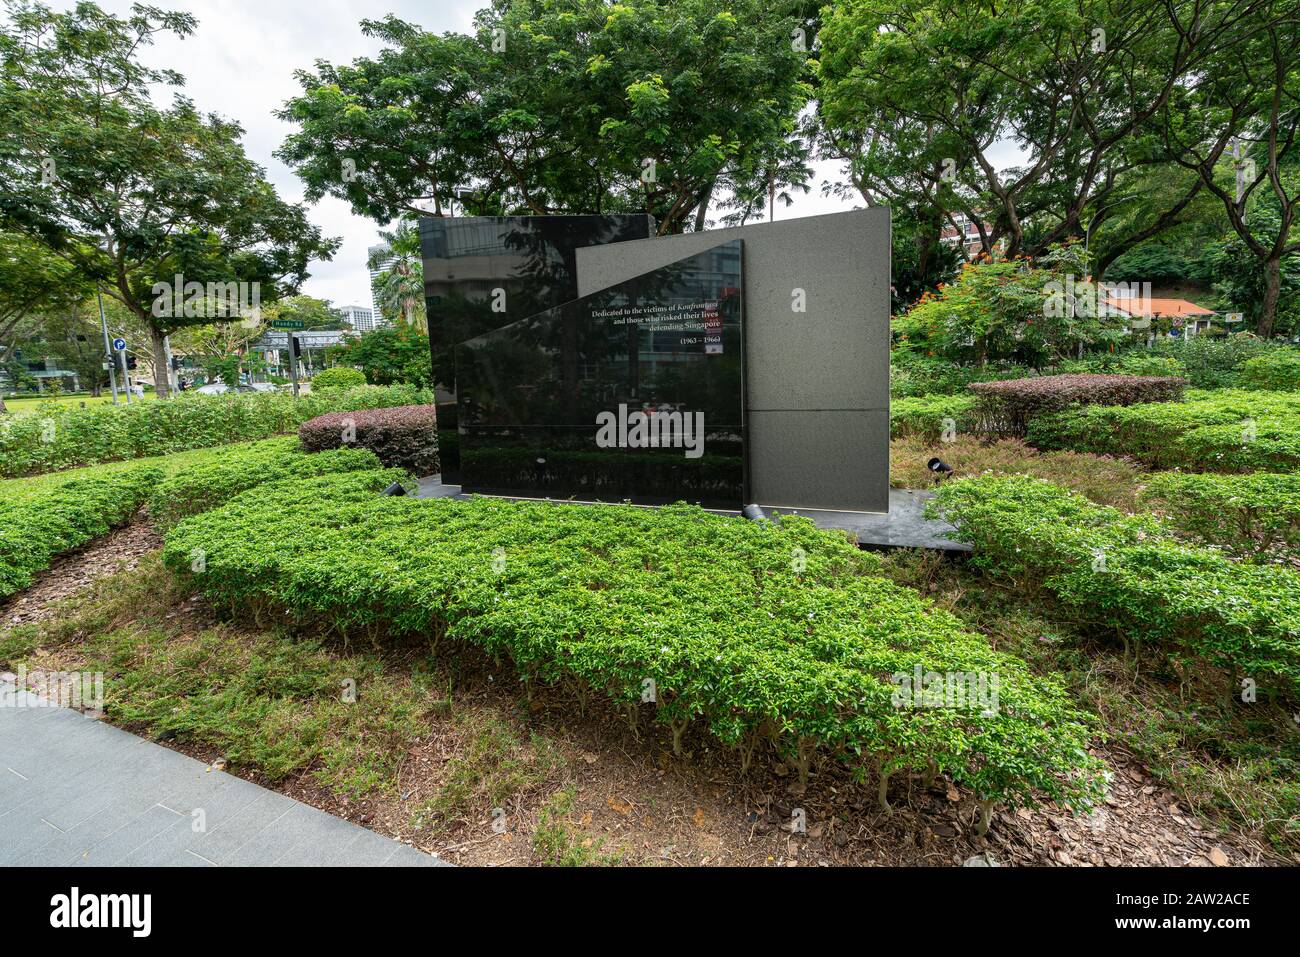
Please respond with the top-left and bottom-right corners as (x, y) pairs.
(41, 2), (1020, 309)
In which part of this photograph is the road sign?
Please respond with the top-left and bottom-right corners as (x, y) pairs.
(271, 319), (305, 330)
(112, 338), (127, 352)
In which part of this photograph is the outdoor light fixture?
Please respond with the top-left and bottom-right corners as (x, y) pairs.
(741, 503), (768, 523)
(927, 458), (954, 476)
(382, 482), (407, 497)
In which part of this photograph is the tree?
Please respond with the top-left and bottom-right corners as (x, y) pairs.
(367, 222), (425, 327)
(893, 243), (1127, 366)
(0, 1), (339, 397)
(277, 0), (812, 235)
(814, 0), (1283, 261)
(326, 324), (432, 387)
(1152, 4), (1300, 336)
(260, 295), (349, 331)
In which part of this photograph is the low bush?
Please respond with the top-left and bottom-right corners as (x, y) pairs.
(0, 383), (430, 478)
(1028, 389), (1300, 472)
(299, 405), (439, 475)
(931, 476), (1300, 697)
(889, 354), (1035, 398)
(1148, 335), (1278, 390)
(310, 367), (367, 391)
(1141, 472), (1300, 561)
(968, 373), (1185, 437)
(1239, 349), (1300, 392)
(1058, 352), (1187, 378)
(890, 394), (980, 442)
(0, 461), (162, 598)
(163, 473), (1105, 817)
(146, 436), (385, 529)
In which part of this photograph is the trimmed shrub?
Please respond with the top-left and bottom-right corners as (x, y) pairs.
(1239, 350), (1300, 392)
(146, 436), (385, 529)
(0, 461), (162, 598)
(310, 367), (367, 392)
(1141, 472), (1300, 561)
(1058, 353), (1186, 378)
(1029, 389), (1300, 472)
(163, 474), (1105, 816)
(299, 405), (438, 475)
(890, 394), (980, 442)
(931, 476), (1300, 696)
(1148, 335), (1276, 389)
(968, 373), (1185, 437)
(890, 355), (1035, 398)
(0, 384), (430, 478)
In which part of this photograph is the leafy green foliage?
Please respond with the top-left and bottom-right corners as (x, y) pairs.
(1141, 472), (1300, 561)
(890, 352), (1034, 398)
(324, 325), (432, 387)
(891, 249), (1126, 367)
(1239, 349), (1300, 392)
(0, 461), (161, 598)
(890, 394), (979, 442)
(162, 474), (1104, 810)
(276, 0), (811, 234)
(310, 367), (367, 391)
(0, 2), (338, 397)
(1147, 336), (1278, 389)
(932, 476), (1300, 697)
(0, 383), (428, 477)
(146, 436), (383, 529)
(969, 373), (1185, 437)
(1028, 389), (1300, 472)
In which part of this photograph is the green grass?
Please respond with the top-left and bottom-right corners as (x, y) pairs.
(412, 713), (565, 834)
(1, 393), (157, 416)
(877, 549), (1300, 854)
(0, 556), (435, 799)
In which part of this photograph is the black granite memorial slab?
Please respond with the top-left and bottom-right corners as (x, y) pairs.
(419, 214), (655, 482)
(455, 240), (746, 508)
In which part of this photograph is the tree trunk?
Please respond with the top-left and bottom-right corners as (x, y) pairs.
(693, 178), (715, 232)
(1259, 257), (1281, 339)
(148, 323), (172, 399)
(0, 395), (7, 414)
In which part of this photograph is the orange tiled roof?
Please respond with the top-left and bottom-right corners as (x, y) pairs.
(1102, 297), (1215, 319)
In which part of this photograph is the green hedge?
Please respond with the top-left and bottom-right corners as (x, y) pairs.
(146, 436), (385, 530)
(0, 384), (430, 478)
(1239, 349), (1300, 392)
(310, 367), (367, 391)
(0, 461), (162, 599)
(162, 473), (1104, 813)
(1141, 472), (1300, 561)
(932, 476), (1300, 696)
(1027, 389), (1300, 471)
(890, 394), (980, 441)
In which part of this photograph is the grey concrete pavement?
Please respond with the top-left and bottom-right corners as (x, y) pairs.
(0, 680), (448, 867)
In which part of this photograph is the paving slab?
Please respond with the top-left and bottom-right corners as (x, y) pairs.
(0, 681), (449, 867)
(415, 477), (972, 553)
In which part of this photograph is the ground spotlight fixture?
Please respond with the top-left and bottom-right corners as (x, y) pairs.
(927, 458), (954, 476)
(741, 503), (768, 523)
(382, 482), (407, 497)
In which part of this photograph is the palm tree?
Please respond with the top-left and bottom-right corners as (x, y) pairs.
(367, 222), (425, 328)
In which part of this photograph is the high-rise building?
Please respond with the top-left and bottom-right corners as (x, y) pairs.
(367, 242), (397, 321)
(340, 304), (377, 333)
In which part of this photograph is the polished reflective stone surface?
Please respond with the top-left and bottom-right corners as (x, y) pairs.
(456, 240), (746, 507)
(419, 215), (655, 481)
